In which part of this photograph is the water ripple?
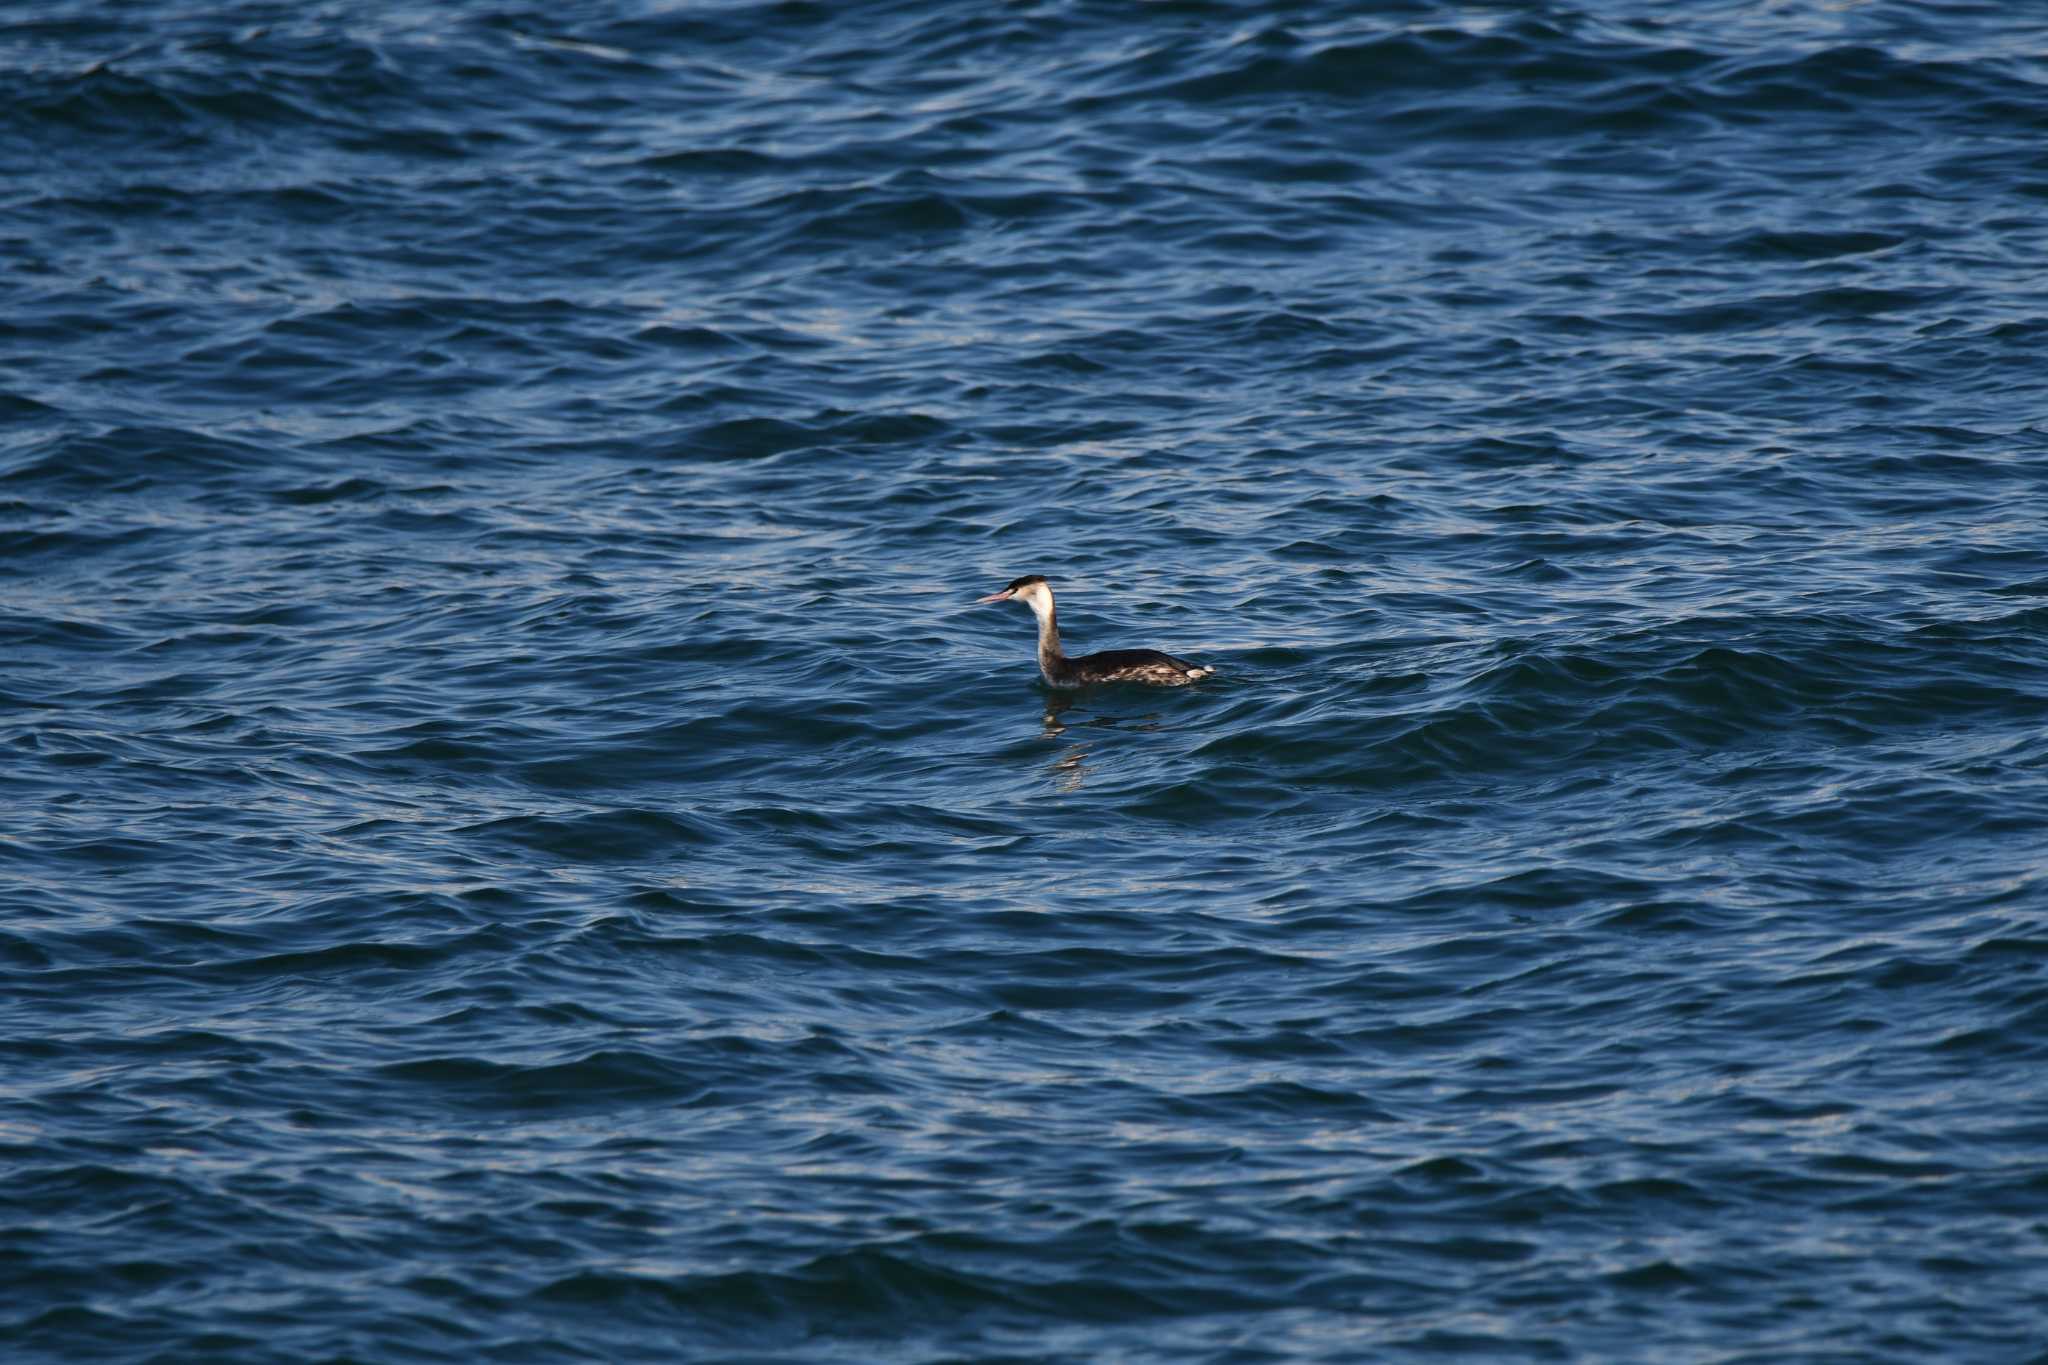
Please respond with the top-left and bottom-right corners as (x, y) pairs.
(5, 0), (2048, 1360)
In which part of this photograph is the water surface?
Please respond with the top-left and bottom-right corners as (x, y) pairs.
(5, 1), (2048, 1359)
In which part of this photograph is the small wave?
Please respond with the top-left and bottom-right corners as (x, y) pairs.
(1, 426), (270, 493)
(458, 807), (722, 860)
(376, 1046), (711, 1111)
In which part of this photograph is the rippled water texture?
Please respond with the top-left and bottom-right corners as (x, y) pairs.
(6, 1), (2048, 1359)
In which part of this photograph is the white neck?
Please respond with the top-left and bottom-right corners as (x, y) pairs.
(1020, 584), (1062, 660)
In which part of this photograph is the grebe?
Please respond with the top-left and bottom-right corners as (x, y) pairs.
(978, 575), (1215, 687)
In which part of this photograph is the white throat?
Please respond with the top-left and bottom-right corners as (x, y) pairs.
(1015, 581), (1062, 665)
(1016, 582), (1055, 625)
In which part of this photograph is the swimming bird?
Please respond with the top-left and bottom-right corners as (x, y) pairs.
(978, 575), (1214, 687)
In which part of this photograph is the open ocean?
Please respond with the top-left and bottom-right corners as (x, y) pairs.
(6, 1), (2048, 1360)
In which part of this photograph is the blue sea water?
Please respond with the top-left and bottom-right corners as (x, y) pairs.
(6, 0), (2048, 1359)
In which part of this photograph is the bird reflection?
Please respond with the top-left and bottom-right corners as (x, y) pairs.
(1036, 693), (1169, 791)
(1042, 691), (1080, 736)
(1042, 693), (1088, 789)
